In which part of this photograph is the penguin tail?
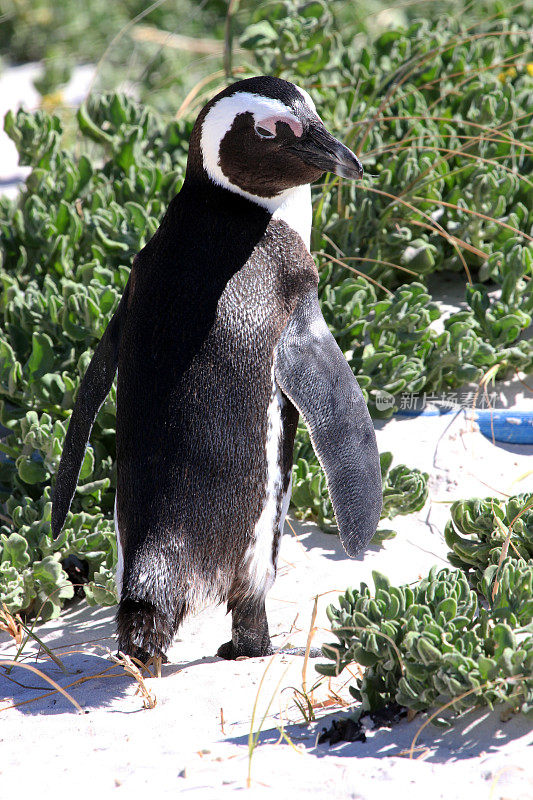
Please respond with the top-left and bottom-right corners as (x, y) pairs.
(51, 283), (130, 538)
(116, 596), (188, 661)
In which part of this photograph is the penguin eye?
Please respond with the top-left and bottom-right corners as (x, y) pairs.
(255, 125), (276, 139)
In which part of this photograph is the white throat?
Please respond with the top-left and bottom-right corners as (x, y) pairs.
(200, 91), (313, 249)
(269, 184), (312, 249)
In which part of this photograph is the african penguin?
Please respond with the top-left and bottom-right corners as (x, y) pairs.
(52, 76), (382, 668)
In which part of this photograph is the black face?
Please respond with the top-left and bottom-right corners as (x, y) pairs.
(187, 76), (363, 197)
(218, 110), (325, 197)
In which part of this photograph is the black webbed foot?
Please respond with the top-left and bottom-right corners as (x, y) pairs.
(116, 597), (174, 661)
(217, 596), (273, 659)
(216, 639), (274, 660)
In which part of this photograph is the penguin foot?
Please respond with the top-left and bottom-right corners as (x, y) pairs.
(116, 597), (174, 663)
(115, 647), (169, 667)
(220, 596), (274, 659)
(217, 640), (237, 659)
(216, 639), (274, 660)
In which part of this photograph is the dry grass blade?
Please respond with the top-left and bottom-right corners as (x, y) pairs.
(356, 30), (520, 154)
(356, 184), (473, 282)
(0, 604), (24, 646)
(365, 126), (533, 160)
(0, 660), (83, 714)
(319, 230), (346, 257)
(3, 583), (81, 675)
(85, 0), (170, 100)
(511, 469), (533, 487)
(399, 109), (533, 197)
(285, 517), (311, 559)
(388, 215), (489, 259)
(332, 255), (420, 278)
(489, 765), (526, 798)
(175, 66), (247, 119)
(302, 595), (319, 697)
(400, 47), (530, 119)
(131, 24), (223, 54)
(0, 657), (159, 713)
(491, 498), (512, 566)
(470, 364), (501, 443)
(321, 253), (393, 294)
(426, 50), (532, 114)
(247, 654), (290, 788)
(274, 721), (305, 755)
(410, 196), (533, 243)
(401, 158), (527, 210)
(491, 497), (533, 600)
(110, 651), (157, 709)
(17, 622), (69, 674)
(349, 115), (527, 151)
(513, 369), (533, 395)
(410, 146), (531, 188)
(394, 48), (531, 118)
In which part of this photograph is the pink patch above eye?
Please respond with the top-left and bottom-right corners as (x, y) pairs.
(255, 114), (303, 138)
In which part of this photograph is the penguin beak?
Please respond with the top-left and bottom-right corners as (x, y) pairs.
(291, 121), (364, 179)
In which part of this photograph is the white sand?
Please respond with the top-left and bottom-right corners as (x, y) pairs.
(1, 411), (532, 800)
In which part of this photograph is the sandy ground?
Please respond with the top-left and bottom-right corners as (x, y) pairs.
(1, 410), (532, 800)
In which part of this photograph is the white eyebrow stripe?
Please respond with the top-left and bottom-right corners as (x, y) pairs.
(294, 84), (317, 113)
(201, 92), (301, 188)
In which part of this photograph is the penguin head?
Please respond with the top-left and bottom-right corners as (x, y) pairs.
(186, 76), (363, 204)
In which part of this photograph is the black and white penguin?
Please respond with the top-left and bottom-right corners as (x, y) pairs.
(52, 76), (382, 671)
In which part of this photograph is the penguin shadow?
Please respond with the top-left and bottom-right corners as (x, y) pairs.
(286, 515), (382, 562)
(0, 599), (225, 716)
(225, 706), (533, 764)
(0, 650), (135, 715)
(0, 600), (122, 715)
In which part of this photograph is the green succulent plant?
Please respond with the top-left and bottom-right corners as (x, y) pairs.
(318, 566), (533, 721)
(445, 494), (533, 588)
(318, 492), (533, 723)
(0, 485), (117, 620)
(0, 0), (228, 115)
(481, 559), (533, 628)
(380, 452), (429, 518)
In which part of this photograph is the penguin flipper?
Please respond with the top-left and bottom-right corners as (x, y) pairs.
(51, 284), (129, 538)
(274, 290), (382, 557)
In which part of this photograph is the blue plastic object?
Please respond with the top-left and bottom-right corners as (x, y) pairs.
(396, 407), (533, 445)
(473, 410), (533, 445)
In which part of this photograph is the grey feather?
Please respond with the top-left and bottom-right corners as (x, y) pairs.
(275, 290), (382, 556)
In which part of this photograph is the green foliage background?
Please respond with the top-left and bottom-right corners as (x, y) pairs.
(0, 0), (532, 620)
(318, 493), (533, 721)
